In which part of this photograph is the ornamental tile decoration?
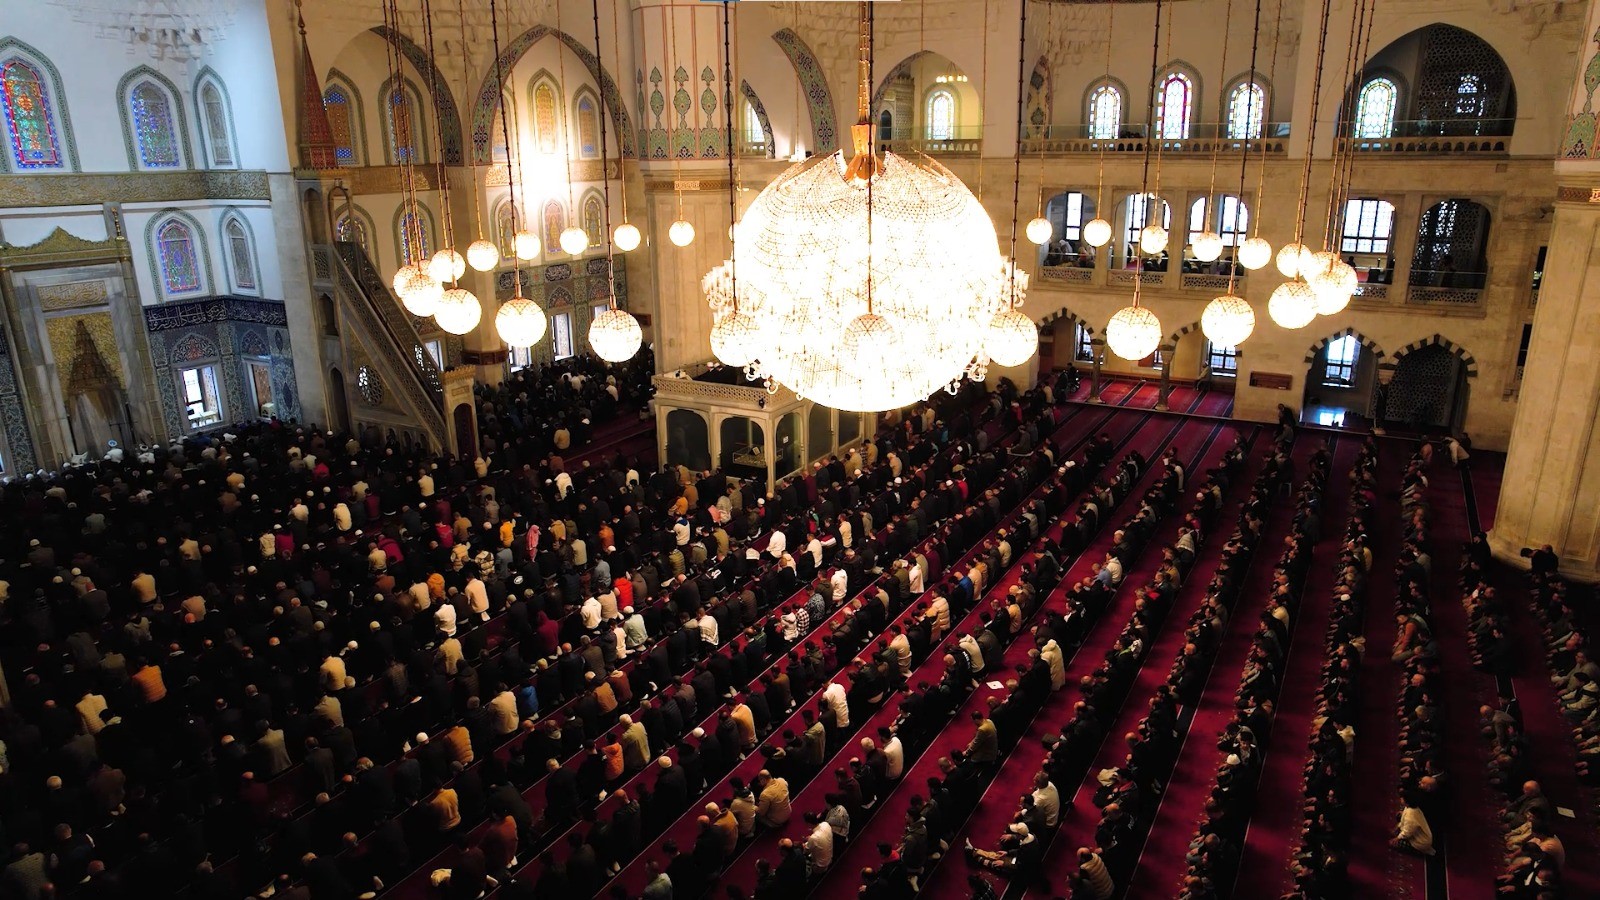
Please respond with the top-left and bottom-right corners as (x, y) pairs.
(144, 295), (288, 332)
(772, 28), (838, 154)
(371, 25), (463, 165)
(36, 280), (109, 311)
(0, 170), (271, 207)
(0, 320), (38, 472)
(469, 24), (635, 163)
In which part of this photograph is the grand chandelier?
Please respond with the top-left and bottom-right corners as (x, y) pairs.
(702, 3), (1025, 412)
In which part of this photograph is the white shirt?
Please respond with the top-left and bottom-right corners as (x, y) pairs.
(807, 538), (824, 568)
(830, 568), (848, 603)
(883, 735), (905, 779)
(805, 820), (834, 869)
(823, 682), (850, 729)
(909, 564), (924, 595)
(465, 578), (490, 617)
(580, 597), (603, 629)
(767, 530), (787, 559)
(698, 612), (719, 646)
(435, 603), (457, 637)
(1032, 780), (1061, 827)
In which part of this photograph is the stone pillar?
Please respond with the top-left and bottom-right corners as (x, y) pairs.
(1089, 342), (1104, 402)
(1156, 349), (1172, 411)
(1489, 181), (1600, 579)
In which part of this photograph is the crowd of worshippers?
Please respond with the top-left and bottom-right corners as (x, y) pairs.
(912, 431), (1249, 900)
(1073, 432), (1308, 900)
(1388, 447), (1448, 862)
(1167, 438), (1331, 900)
(1535, 561), (1600, 786)
(610, 388), (1081, 900)
(473, 349), (656, 464)
(1281, 436), (1379, 900)
(1460, 532), (1515, 674)
(0, 370), (1053, 900)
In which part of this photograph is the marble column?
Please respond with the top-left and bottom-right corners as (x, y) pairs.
(1490, 180), (1600, 579)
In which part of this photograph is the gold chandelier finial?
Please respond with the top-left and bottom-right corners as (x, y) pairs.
(844, 0), (881, 186)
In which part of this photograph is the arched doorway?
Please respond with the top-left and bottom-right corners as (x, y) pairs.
(776, 411), (804, 480)
(1411, 199), (1490, 289)
(327, 367), (350, 433)
(453, 402), (477, 457)
(664, 409), (710, 472)
(1387, 344), (1469, 433)
(303, 187), (328, 243)
(807, 404), (833, 462)
(719, 417), (768, 494)
(1301, 333), (1381, 428)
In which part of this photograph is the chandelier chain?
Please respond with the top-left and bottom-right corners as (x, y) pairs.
(1134, 0), (1165, 305)
(455, 0), (486, 242)
(723, 0), (738, 310)
(1292, 0), (1335, 249)
(1250, 0), (1283, 238)
(592, 0), (618, 310)
(420, 0), (455, 270)
(1203, 0), (1237, 214)
(488, 0), (524, 290)
(1007, 0), (1029, 310)
(1228, 0), (1264, 296)
(1094, 0), (1115, 213)
(1322, 0), (1367, 250)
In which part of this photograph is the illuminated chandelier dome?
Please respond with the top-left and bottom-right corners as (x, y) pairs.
(704, 148), (1025, 412)
(590, 308), (643, 362)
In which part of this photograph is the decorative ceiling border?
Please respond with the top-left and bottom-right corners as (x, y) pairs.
(0, 227), (129, 268)
(0, 170), (271, 207)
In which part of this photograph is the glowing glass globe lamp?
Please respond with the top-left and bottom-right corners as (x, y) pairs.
(495, 293), (547, 347)
(1139, 224), (1169, 256)
(434, 287), (482, 335)
(1191, 230), (1224, 263)
(1276, 241), (1308, 278)
(614, 223), (641, 252)
(590, 308), (643, 362)
(1106, 305), (1163, 361)
(1083, 218), (1113, 248)
(1310, 259), (1358, 315)
(559, 227), (590, 256)
(710, 311), (758, 368)
(466, 239), (500, 272)
(392, 262), (424, 296)
(1201, 294), (1256, 347)
(669, 220), (696, 247)
(428, 249), (466, 284)
(513, 230), (541, 260)
(1026, 217), (1053, 245)
(1238, 236), (1272, 271)
(1268, 280), (1317, 330)
(984, 309), (1039, 367)
(397, 268), (443, 318)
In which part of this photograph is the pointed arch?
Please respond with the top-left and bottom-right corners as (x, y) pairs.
(1085, 78), (1128, 140)
(393, 201), (436, 268)
(739, 80), (774, 158)
(221, 209), (259, 295)
(116, 65), (191, 170)
(1037, 306), (1094, 334)
(0, 37), (77, 173)
(469, 24), (635, 162)
(322, 69), (367, 167)
(1392, 333), (1478, 378)
(334, 203), (379, 265)
(579, 190), (604, 247)
(1303, 328), (1386, 366)
(1224, 71), (1270, 140)
(1025, 56), (1052, 139)
(772, 28), (838, 155)
(492, 198), (519, 257)
(378, 75), (429, 165)
(542, 199), (566, 252)
(193, 67), (239, 168)
(528, 70), (564, 158)
(1154, 62), (1202, 140)
(144, 209), (213, 300)
(573, 87), (601, 159)
(369, 24), (463, 164)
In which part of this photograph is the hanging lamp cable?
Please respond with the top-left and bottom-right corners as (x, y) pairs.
(1227, 0), (1264, 296)
(1006, 0), (1029, 311)
(1133, 0), (1165, 306)
(488, 0), (523, 292)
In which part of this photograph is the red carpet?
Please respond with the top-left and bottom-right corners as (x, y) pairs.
(850, 412), (1237, 900)
(1125, 435), (1356, 897)
(704, 408), (1187, 899)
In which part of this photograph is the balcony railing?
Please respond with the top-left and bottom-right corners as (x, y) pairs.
(1336, 119), (1512, 155)
(877, 126), (981, 155)
(1407, 285), (1485, 308)
(1021, 121), (1290, 155)
(1354, 282), (1390, 301)
(1039, 264), (1094, 284)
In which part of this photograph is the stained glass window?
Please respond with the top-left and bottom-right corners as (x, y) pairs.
(130, 81), (181, 168)
(335, 213), (367, 251)
(926, 89), (955, 141)
(576, 95), (599, 159)
(158, 219), (201, 295)
(534, 82), (559, 155)
(1340, 198), (1395, 254)
(399, 209), (429, 265)
(1, 57), (63, 170)
(1123, 193), (1170, 252)
(495, 202), (517, 255)
(1455, 74), (1484, 117)
(324, 87), (355, 165)
(543, 200), (565, 251)
(1226, 81), (1265, 140)
(388, 86), (417, 163)
(1087, 84), (1121, 140)
(226, 219), (255, 291)
(582, 196), (602, 246)
(1355, 78), (1398, 139)
(1188, 196), (1250, 247)
(200, 82), (234, 167)
(744, 100), (764, 145)
(1155, 72), (1193, 140)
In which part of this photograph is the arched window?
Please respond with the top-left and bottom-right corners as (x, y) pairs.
(1340, 198), (1395, 254)
(581, 195), (603, 247)
(1188, 195), (1250, 248)
(1355, 78), (1398, 139)
(1226, 80), (1265, 139)
(1322, 335), (1360, 387)
(1412, 199), (1489, 289)
(575, 93), (600, 159)
(398, 207), (430, 266)
(533, 81), (560, 155)
(1123, 193), (1171, 255)
(129, 80), (182, 169)
(743, 99), (765, 146)
(156, 219), (202, 296)
(495, 202), (518, 255)
(334, 212), (367, 251)
(386, 83), (421, 164)
(925, 89), (955, 141)
(1, 56), (64, 170)
(1043, 192), (1095, 266)
(543, 200), (565, 251)
(198, 80), (235, 167)
(225, 218), (256, 293)
(324, 86), (357, 165)
(1087, 83), (1122, 140)
(1155, 71), (1193, 140)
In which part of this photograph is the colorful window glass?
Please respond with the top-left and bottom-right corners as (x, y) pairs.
(534, 82), (559, 155)
(1, 58), (63, 169)
(335, 213), (367, 251)
(200, 82), (233, 166)
(325, 87), (354, 165)
(1355, 78), (1398, 139)
(1155, 72), (1193, 140)
(130, 81), (181, 168)
(926, 89), (954, 140)
(226, 219), (255, 291)
(399, 210), (429, 265)
(158, 220), (201, 295)
(581, 196), (602, 246)
(543, 200), (565, 251)
(1087, 84), (1121, 140)
(1226, 81), (1265, 139)
(389, 87), (417, 163)
(576, 95), (599, 158)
